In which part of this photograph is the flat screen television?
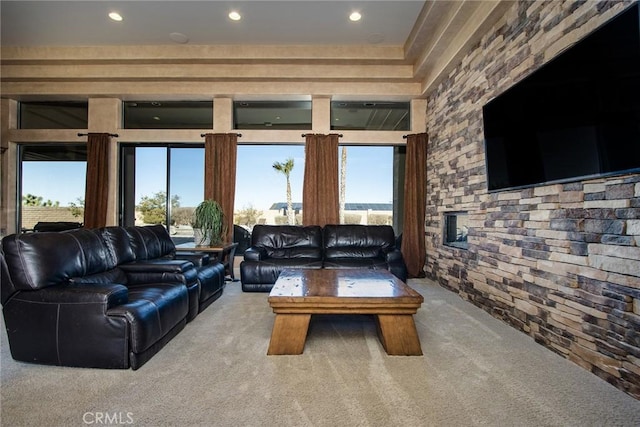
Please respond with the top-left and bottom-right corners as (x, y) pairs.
(483, 3), (640, 192)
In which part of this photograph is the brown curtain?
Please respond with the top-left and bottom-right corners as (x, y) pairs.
(204, 133), (237, 243)
(83, 133), (111, 229)
(401, 132), (428, 278)
(302, 133), (340, 226)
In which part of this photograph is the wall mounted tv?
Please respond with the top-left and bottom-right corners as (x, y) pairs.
(483, 3), (640, 192)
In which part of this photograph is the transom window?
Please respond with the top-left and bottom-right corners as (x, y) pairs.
(331, 101), (410, 131)
(123, 101), (213, 129)
(19, 101), (88, 129)
(234, 101), (311, 130)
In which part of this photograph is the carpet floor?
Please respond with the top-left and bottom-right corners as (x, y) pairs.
(2, 278), (640, 427)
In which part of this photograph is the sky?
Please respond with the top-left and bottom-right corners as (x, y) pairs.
(22, 145), (393, 212)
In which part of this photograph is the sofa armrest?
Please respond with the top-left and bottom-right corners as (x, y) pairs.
(173, 252), (211, 267)
(10, 282), (128, 309)
(119, 259), (195, 273)
(244, 247), (267, 261)
(118, 260), (197, 286)
(3, 283), (131, 368)
(385, 249), (404, 263)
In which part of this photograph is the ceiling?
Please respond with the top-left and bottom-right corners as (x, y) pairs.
(1, 1), (426, 47)
(0, 1), (513, 100)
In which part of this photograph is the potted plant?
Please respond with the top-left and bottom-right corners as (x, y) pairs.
(192, 199), (225, 246)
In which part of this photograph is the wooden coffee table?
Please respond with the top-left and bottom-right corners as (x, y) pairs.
(267, 269), (424, 356)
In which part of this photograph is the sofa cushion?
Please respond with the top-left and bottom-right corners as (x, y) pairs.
(107, 283), (188, 353)
(126, 225), (175, 261)
(250, 225), (322, 259)
(97, 226), (136, 265)
(240, 258), (323, 285)
(323, 224), (395, 260)
(2, 229), (115, 291)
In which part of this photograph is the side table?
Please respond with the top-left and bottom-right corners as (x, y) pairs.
(175, 241), (239, 281)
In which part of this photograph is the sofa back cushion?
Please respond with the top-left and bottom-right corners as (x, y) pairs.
(97, 226), (136, 265)
(251, 225), (322, 259)
(323, 224), (396, 260)
(126, 225), (175, 261)
(1, 228), (116, 291)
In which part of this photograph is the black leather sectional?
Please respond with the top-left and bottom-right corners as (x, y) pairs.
(240, 224), (407, 292)
(0, 225), (225, 370)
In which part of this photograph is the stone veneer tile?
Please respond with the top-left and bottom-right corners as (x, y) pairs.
(584, 200), (631, 209)
(589, 255), (640, 277)
(584, 183), (607, 193)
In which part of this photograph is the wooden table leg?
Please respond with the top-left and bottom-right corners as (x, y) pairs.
(376, 314), (423, 356)
(267, 314), (311, 355)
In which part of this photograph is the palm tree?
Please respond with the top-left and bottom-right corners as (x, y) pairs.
(272, 158), (296, 225)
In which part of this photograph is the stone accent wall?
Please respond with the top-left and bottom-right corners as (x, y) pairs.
(425, 0), (640, 399)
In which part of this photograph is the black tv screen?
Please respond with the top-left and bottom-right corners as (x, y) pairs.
(483, 4), (640, 192)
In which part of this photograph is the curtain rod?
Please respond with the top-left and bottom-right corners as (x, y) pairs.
(77, 133), (119, 137)
(403, 135), (408, 139)
(301, 133), (343, 137)
(200, 133), (242, 137)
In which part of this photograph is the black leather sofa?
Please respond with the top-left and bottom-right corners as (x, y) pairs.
(240, 224), (407, 292)
(0, 225), (225, 370)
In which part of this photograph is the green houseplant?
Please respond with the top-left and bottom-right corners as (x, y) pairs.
(192, 199), (225, 246)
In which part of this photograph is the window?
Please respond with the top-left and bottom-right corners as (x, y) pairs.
(234, 101), (311, 130)
(120, 145), (204, 243)
(19, 102), (88, 129)
(331, 102), (410, 130)
(235, 145), (305, 227)
(123, 101), (213, 129)
(19, 144), (87, 231)
(444, 212), (469, 249)
(338, 146), (393, 225)
(234, 145), (394, 227)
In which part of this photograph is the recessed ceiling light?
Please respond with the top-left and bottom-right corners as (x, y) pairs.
(349, 12), (361, 22)
(228, 11), (241, 21)
(169, 32), (190, 44)
(108, 12), (123, 22)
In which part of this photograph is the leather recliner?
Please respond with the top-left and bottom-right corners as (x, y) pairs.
(1, 224), (227, 369)
(122, 225), (226, 320)
(240, 225), (323, 292)
(1, 228), (189, 369)
(240, 224), (408, 292)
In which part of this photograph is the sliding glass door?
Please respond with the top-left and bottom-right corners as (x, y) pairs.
(120, 144), (204, 243)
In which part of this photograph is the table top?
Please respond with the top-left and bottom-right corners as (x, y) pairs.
(175, 241), (238, 252)
(268, 269), (423, 303)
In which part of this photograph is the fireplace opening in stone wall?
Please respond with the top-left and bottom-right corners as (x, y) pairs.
(443, 212), (469, 250)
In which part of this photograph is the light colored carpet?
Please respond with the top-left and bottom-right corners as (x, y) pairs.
(2, 278), (639, 427)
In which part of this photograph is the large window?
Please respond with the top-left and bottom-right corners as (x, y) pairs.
(120, 145), (204, 243)
(235, 145), (305, 227)
(234, 144), (394, 228)
(19, 144), (87, 231)
(338, 146), (394, 225)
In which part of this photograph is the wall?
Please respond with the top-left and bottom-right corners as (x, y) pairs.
(21, 207), (81, 230)
(425, 0), (640, 399)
